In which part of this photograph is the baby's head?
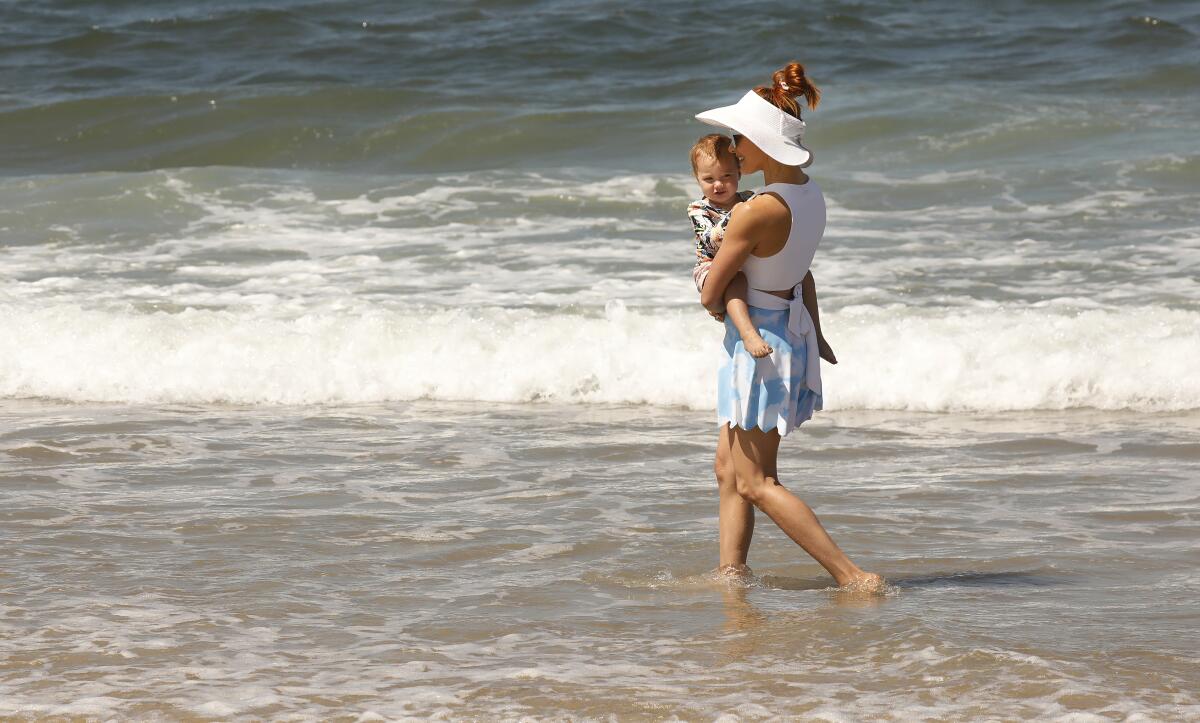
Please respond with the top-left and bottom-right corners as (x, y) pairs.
(690, 133), (741, 208)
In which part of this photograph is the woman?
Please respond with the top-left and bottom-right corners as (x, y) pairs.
(696, 62), (884, 592)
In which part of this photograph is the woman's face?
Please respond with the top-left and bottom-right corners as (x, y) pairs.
(730, 133), (767, 174)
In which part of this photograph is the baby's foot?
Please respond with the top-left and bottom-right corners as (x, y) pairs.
(742, 332), (773, 358)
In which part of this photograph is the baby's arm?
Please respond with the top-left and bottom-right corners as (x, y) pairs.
(801, 271), (837, 364)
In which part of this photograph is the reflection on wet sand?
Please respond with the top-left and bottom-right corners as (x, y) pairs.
(714, 567), (893, 662)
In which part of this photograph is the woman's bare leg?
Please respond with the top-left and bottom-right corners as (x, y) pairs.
(715, 423), (753, 572)
(728, 425), (882, 588)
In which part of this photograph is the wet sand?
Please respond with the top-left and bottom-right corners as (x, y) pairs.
(1, 400), (1198, 720)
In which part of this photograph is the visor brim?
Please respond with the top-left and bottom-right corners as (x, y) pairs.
(695, 104), (813, 168)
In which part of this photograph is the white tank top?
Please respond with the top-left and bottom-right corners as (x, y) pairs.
(740, 181), (826, 291)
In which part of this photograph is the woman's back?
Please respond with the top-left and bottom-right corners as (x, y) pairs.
(741, 181), (826, 292)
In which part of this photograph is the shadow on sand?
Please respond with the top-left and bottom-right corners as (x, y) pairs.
(889, 569), (1067, 589)
(753, 569), (1065, 592)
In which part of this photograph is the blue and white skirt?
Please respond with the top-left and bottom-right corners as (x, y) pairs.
(717, 305), (822, 436)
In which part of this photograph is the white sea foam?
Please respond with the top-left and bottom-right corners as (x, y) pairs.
(2, 301), (1196, 411)
(5, 167), (1196, 322)
(4, 167), (1198, 413)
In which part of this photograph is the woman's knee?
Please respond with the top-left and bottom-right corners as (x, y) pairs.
(713, 450), (736, 489)
(734, 473), (775, 504)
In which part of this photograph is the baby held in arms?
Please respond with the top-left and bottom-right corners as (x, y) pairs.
(687, 134), (772, 357)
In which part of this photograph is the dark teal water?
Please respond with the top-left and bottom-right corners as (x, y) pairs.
(3, 0), (1198, 174)
(1, 0), (1199, 409)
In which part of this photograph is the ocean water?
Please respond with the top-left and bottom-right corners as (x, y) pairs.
(2, 0), (1199, 720)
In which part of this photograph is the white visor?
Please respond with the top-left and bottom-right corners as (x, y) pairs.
(695, 90), (812, 167)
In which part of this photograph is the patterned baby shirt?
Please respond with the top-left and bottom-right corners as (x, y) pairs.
(687, 190), (754, 262)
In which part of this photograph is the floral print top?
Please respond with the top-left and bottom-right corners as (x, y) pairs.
(688, 190), (754, 263)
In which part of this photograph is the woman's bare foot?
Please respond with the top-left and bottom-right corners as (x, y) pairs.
(717, 563), (753, 578)
(715, 564), (756, 586)
(741, 332), (773, 358)
(839, 571), (888, 594)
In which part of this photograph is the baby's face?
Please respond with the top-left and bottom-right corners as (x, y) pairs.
(694, 155), (740, 208)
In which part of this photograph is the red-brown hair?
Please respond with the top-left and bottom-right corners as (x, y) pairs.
(753, 61), (820, 118)
(689, 133), (737, 174)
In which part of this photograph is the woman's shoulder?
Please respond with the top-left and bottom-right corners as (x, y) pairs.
(726, 190), (791, 239)
(733, 190), (790, 220)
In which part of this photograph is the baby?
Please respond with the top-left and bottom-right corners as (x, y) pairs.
(688, 134), (772, 357)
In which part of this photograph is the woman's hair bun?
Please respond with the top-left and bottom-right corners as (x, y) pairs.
(755, 61), (821, 118)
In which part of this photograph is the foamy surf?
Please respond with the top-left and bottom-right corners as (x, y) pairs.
(3, 301), (1196, 411)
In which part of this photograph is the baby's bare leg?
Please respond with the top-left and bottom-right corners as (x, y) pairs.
(724, 272), (772, 358)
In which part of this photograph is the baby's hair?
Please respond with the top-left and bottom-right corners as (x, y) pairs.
(753, 61), (820, 118)
(690, 133), (737, 174)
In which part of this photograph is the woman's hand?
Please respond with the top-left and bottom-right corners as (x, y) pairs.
(817, 335), (837, 364)
(709, 310), (726, 322)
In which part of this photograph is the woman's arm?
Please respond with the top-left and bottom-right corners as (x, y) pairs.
(699, 198), (784, 312)
(801, 271), (837, 364)
(801, 271), (820, 333)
